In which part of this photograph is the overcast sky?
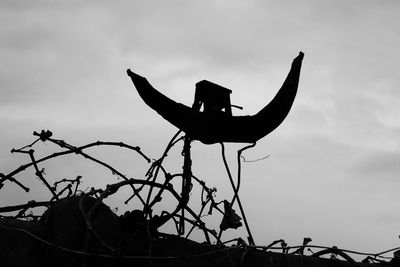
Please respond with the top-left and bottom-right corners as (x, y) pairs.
(1, 0), (400, 257)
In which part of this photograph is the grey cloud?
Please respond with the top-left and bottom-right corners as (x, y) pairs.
(111, 1), (302, 70)
(0, 3), (120, 106)
(353, 150), (400, 180)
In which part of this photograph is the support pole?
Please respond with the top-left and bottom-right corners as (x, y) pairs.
(179, 135), (192, 235)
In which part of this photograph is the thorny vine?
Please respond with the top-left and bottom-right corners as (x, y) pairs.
(0, 130), (400, 265)
(0, 130), (225, 242)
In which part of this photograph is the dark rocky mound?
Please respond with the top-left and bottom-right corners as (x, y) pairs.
(0, 196), (396, 267)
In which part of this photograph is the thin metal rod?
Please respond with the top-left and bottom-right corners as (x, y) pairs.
(231, 142), (256, 206)
(219, 143), (255, 245)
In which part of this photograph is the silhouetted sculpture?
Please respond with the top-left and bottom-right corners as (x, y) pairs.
(127, 52), (304, 144)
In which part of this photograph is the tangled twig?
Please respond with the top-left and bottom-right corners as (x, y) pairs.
(1, 129), (400, 264)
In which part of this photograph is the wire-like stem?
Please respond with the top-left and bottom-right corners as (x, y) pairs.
(219, 143), (255, 246)
(28, 149), (59, 200)
(0, 140), (151, 190)
(231, 142), (256, 206)
(144, 130), (182, 217)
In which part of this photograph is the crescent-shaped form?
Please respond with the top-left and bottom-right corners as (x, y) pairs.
(127, 52), (304, 144)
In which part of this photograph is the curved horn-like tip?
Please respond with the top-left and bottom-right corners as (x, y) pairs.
(126, 69), (145, 80)
(298, 51), (304, 59)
